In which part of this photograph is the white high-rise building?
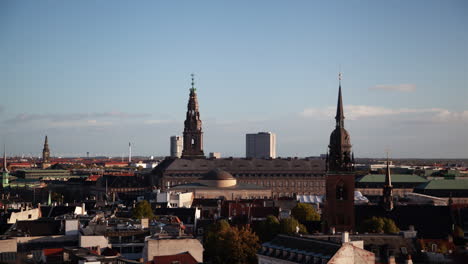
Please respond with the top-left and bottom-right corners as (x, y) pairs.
(246, 132), (276, 159)
(170, 136), (183, 158)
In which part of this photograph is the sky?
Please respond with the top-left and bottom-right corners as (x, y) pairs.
(1, 0), (467, 158)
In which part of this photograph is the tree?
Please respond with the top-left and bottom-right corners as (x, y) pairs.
(255, 215), (280, 242)
(132, 200), (154, 219)
(291, 203), (320, 222)
(279, 217), (307, 234)
(204, 220), (260, 264)
(360, 217), (399, 234)
(382, 217), (400, 233)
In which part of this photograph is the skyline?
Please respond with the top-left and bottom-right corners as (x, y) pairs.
(1, 1), (467, 158)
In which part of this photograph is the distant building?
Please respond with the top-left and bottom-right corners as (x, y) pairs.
(181, 75), (205, 159)
(169, 168), (271, 200)
(246, 132), (276, 159)
(42, 135), (51, 169)
(170, 136), (183, 158)
(209, 152), (221, 159)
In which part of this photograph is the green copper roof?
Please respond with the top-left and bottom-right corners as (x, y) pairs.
(416, 179), (468, 190)
(357, 174), (428, 183)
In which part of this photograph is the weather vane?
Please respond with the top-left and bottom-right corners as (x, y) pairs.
(190, 73), (196, 91)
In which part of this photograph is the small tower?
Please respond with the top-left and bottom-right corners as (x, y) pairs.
(42, 135), (51, 168)
(182, 74), (205, 159)
(2, 145), (9, 187)
(325, 73), (355, 232)
(383, 154), (394, 211)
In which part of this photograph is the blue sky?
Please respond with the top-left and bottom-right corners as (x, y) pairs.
(1, 0), (467, 158)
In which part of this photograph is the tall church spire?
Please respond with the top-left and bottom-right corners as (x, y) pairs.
(327, 73), (353, 172)
(182, 74), (205, 159)
(335, 73), (344, 128)
(383, 153), (394, 211)
(42, 135), (50, 163)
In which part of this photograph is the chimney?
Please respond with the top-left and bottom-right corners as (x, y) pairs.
(342, 231), (349, 244)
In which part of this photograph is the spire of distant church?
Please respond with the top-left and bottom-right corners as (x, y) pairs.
(335, 72), (344, 128)
(383, 151), (394, 211)
(42, 135), (50, 163)
(385, 153), (392, 187)
(182, 74), (205, 159)
(327, 73), (353, 172)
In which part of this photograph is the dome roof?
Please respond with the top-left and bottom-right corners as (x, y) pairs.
(202, 168), (235, 181)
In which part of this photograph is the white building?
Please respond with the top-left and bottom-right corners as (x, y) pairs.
(170, 136), (183, 158)
(246, 132), (276, 159)
(156, 190), (194, 208)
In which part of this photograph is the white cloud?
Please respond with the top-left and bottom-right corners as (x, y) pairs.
(301, 105), (468, 122)
(370, 84), (416, 92)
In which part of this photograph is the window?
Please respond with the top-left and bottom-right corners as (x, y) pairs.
(400, 247), (408, 255)
(28, 214), (32, 219)
(336, 182), (346, 200)
(431, 244), (437, 252)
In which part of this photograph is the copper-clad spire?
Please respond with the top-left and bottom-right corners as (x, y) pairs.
(335, 73), (344, 128)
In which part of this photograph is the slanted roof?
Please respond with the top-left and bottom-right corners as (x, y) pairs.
(357, 174), (427, 183)
(152, 252), (198, 264)
(415, 179), (468, 190)
(153, 157), (325, 175)
(262, 234), (341, 258)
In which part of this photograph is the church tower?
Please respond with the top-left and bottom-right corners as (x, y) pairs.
(2, 146), (9, 187)
(182, 74), (205, 159)
(42, 135), (50, 163)
(325, 73), (355, 232)
(383, 155), (394, 211)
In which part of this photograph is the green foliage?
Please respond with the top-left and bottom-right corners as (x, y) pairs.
(279, 217), (308, 234)
(204, 220), (260, 264)
(360, 216), (399, 234)
(255, 215), (280, 242)
(132, 200), (154, 219)
(291, 203), (320, 222)
(382, 217), (400, 233)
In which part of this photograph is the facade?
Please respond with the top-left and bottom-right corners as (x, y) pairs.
(325, 76), (356, 232)
(152, 157), (326, 197)
(246, 132), (277, 159)
(169, 168), (272, 200)
(170, 136), (183, 158)
(181, 74), (205, 159)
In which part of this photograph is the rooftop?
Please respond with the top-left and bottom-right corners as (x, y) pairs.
(415, 178), (468, 190)
(357, 174), (428, 183)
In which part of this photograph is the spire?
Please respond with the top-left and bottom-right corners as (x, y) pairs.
(335, 72), (344, 128)
(42, 135), (50, 164)
(385, 153), (392, 187)
(190, 73), (196, 93)
(182, 74), (205, 159)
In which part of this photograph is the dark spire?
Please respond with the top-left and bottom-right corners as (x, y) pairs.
(383, 152), (394, 211)
(327, 73), (353, 172)
(182, 74), (205, 159)
(385, 154), (392, 187)
(42, 135), (50, 163)
(335, 73), (344, 128)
